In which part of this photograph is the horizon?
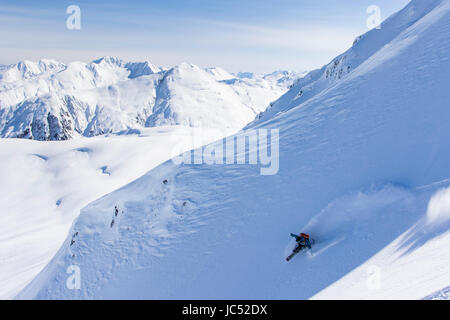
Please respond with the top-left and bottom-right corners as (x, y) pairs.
(0, 0), (409, 73)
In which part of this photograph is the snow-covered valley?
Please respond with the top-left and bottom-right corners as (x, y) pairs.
(0, 126), (236, 299)
(1, 0), (450, 300)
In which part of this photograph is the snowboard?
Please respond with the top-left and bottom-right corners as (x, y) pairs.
(285, 239), (315, 261)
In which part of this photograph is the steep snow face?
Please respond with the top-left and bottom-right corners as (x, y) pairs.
(204, 67), (235, 81)
(0, 58), (298, 140)
(125, 61), (162, 79)
(311, 184), (450, 300)
(146, 63), (296, 128)
(0, 57), (161, 140)
(19, 0), (450, 299)
(223, 70), (303, 117)
(0, 126), (235, 299)
(146, 63), (255, 128)
(253, 0), (446, 125)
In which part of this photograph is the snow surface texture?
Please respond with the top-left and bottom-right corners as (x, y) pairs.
(14, 0), (450, 300)
(0, 57), (298, 140)
(0, 126), (236, 299)
(251, 0), (448, 127)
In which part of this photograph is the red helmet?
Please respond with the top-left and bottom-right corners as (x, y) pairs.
(300, 233), (309, 238)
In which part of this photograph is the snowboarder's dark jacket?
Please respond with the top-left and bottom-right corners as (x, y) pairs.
(290, 233), (311, 249)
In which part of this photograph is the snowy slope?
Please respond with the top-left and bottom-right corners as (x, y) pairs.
(311, 181), (450, 299)
(0, 126), (236, 299)
(252, 0), (446, 126)
(17, 0), (450, 299)
(146, 63), (253, 128)
(0, 58), (298, 140)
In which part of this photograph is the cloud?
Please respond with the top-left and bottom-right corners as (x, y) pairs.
(192, 19), (359, 53)
(0, 3), (362, 72)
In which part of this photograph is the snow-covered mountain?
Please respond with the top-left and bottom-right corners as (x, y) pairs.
(0, 126), (237, 299)
(0, 57), (298, 140)
(12, 0), (450, 300)
(253, 0), (446, 125)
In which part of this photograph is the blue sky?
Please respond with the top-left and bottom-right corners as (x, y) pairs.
(0, 0), (409, 73)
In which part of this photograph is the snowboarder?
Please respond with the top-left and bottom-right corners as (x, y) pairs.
(290, 232), (311, 249)
(286, 232), (312, 261)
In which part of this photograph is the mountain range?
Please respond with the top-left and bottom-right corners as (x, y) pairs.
(0, 57), (300, 140)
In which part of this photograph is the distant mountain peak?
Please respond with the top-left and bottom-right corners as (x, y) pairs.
(92, 56), (124, 66)
(0, 58), (298, 140)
